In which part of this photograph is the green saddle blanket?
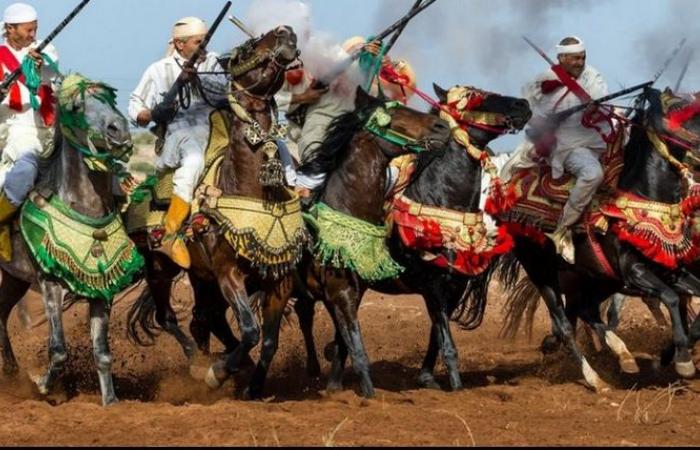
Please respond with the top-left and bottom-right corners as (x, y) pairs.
(20, 193), (144, 303)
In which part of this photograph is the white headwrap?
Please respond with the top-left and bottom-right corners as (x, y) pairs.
(3, 3), (37, 24)
(556, 36), (585, 55)
(166, 17), (208, 56)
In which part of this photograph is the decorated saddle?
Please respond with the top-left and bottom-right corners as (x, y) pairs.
(21, 193), (143, 302)
(499, 129), (626, 234)
(127, 109), (309, 279)
(384, 153), (513, 277)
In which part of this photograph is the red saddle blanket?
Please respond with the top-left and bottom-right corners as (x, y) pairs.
(498, 129), (626, 234)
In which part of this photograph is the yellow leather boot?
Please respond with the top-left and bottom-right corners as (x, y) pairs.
(0, 192), (17, 263)
(154, 195), (191, 269)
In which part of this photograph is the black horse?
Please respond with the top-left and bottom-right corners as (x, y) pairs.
(501, 88), (700, 391)
(293, 84), (531, 395)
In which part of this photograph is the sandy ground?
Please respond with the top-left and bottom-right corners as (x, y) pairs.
(0, 279), (699, 446)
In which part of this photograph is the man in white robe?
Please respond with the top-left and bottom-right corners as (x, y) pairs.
(0, 2), (60, 262)
(504, 36), (611, 263)
(129, 17), (228, 269)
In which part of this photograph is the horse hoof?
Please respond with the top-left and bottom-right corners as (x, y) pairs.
(417, 373), (441, 390)
(205, 363), (228, 389)
(675, 360), (696, 379)
(102, 396), (119, 407)
(619, 357), (640, 375)
(30, 373), (49, 395)
(326, 381), (343, 393)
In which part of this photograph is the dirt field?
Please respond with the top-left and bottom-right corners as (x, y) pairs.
(0, 279), (699, 446)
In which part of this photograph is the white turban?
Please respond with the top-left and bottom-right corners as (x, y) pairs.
(166, 17), (208, 56)
(556, 36), (585, 55)
(3, 2), (37, 24)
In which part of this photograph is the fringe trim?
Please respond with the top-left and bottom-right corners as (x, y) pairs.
(315, 237), (404, 282)
(611, 222), (698, 269)
(216, 217), (311, 280)
(33, 235), (144, 303)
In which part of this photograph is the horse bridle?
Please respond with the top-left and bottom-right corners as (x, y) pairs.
(364, 101), (445, 158)
(228, 26), (299, 100)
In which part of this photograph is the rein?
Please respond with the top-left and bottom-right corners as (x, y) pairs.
(58, 75), (133, 173)
(363, 101), (434, 153)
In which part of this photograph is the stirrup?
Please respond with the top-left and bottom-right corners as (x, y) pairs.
(153, 233), (191, 269)
(547, 227), (575, 264)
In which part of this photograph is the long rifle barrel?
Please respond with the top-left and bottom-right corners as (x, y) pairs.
(157, 1), (232, 115)
(0, 0), (92, 95)
(374, 0), (437, 42)
(555, 81), (653, 121)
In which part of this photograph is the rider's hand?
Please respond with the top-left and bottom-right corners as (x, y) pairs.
(151, 102), (178, 124)
(295, 186), (312, 199)
(364, 40), (382, 57)
(292, 84), (328, 106)
(27, 48), (43, 70)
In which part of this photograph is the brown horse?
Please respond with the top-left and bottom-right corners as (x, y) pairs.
(130, 26), (303, 400)
(293, 84), (531, 397)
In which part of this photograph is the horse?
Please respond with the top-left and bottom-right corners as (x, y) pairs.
(0, 74), (140, 406)
(291, 84), (531, 397)
(127, 25), (315, 400)
(499, 88), (700, 392)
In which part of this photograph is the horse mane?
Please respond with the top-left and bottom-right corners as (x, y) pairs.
(297, 106), (369, 176)
(35, 123), (64, 195)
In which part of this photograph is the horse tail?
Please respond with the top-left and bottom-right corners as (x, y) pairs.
(500, 273), (541, 341)
(497, 251), (521, 292)
(126, 284), (161, 347)
(453, 258), (500, 330)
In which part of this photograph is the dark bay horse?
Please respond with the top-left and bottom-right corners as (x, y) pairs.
(500, 88), (700, 392)
(130, 26), (313, 400)
(292, 84), (531, 397)
(0, 74), (138, 406)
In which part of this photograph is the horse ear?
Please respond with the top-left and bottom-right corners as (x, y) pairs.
(433, 83), (448, 103)
(355, 86), (373, 110)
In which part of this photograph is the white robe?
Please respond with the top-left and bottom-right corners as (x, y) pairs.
(504, 65), (610, 181)
(129, 52), (227, 202)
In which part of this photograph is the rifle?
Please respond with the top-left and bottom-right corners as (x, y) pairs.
(0, 0), (92, 102)
(674, 49), (694, 93)
(150, 1), (232, 153)
(287, 0), (437, 126)
(527, 81), (653, 147)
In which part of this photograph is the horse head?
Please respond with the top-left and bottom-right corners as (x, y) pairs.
(57, 73), (133, 172)
(433, 83), (531, 148)
(355, 87), (451, 158)
(646, 87), (700, 164)
(226, 25), (299, 98)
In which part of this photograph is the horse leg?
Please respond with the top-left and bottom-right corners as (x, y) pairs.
(294, 295), (321, 378)
(319, 294), (349, 392)
(417, 325), (442, 389)
(570, 287), (639, 374)
(205, 268), (260, 389)
(246, 277), (293, 400)
(34, 278), (68, 395)
(89, 299), (117, 406)
(621, 260), (695, 378)
(422, 289), (462, 391)
(515, 241), (608, 392)
(0, 271), (30, 376)
(325, 273), (374, 398)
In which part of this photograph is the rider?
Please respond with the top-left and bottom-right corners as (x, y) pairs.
(276, 36), (415, 197)
(513, 36), (611, 263)
(0, 2), (60, 262)
(129, 17), (228, 269)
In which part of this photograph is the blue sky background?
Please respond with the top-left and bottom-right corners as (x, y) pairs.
(13, 0), (699, 151)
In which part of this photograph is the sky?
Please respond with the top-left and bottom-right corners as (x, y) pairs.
(13, 0), (700, 152)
